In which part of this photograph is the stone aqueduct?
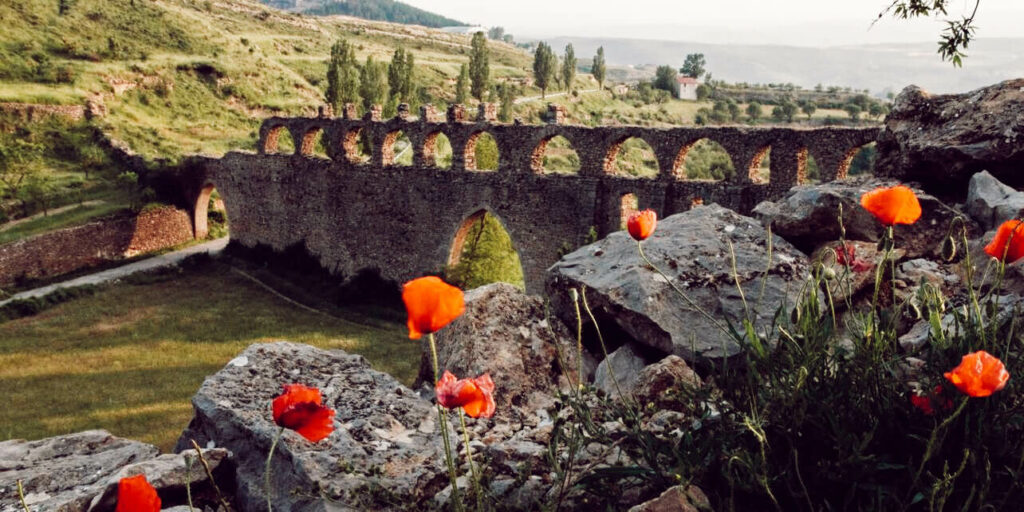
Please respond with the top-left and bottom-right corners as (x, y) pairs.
(180, 104), (879, 294)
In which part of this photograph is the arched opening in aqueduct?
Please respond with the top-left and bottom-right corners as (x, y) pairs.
(193, 184), (229, 240)
(606, 137), (659, 178)
(383, 130), (414, 166)
(423, 131), (453, 169)
(532, 135), (581, 174)
(675, 138), (735, 181)
(264, 125), (296, 155)
(446, 209), (525, 290)
(465, 132), (499, 171)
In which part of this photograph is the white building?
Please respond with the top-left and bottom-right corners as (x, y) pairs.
(676, 76), (701, 100)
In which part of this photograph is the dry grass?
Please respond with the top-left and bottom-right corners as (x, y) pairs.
(0, 262), (412, 451)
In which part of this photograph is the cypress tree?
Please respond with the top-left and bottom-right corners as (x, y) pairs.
(532, 42), (556, 99)
(326, 39), (360, 113)
(455, 63), (469, 104)
(561, 44), (577, 92)
(592, 46), (606, 90)
(468, 32), (489, 101)
(360, 56), (387, 112)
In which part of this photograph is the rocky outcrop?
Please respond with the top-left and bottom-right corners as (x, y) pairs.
(419, 283), (578, 421)
(176, 342), (449, 512)
(875, 80), (1024, 193)
(548, 204), (813, 367)
(594, 343), (648, 399)
(634, 356), (702, 411)
(753, 176), (968, 258)
(965, 171), (1024, 231)
(0, 430), (227, 512)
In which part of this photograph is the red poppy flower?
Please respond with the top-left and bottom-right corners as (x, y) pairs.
(910, 385), (953, 416)
(435, 370), (496, 418)
(834, 242), (872, 272)
(402, 276), (465, 340)
(115, 474), (161, 512)
(984, 219), (1024, 264)
(627, 209), (657, 241)
(272, 384), (335, 442)
(944, 350), (1010, 398)
(860, 185), (922, 226)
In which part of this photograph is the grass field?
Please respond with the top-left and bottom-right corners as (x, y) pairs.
(0, 260), (412, 451)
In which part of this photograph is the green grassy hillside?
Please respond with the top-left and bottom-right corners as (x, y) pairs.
(0, 0), (531, 159)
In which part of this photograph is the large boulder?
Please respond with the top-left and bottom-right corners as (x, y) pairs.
(419, 283), (578, 421)
(547, 204), (813, 367)
(965, 170), (1024, 231)
(875, 80), (1024, 193)
(0, 430), (228, 511)
(752, 176), (968, 258)
(176, 342), (449, 512)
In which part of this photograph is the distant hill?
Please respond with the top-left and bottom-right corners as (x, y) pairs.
(549, 36), (1024, 95)
(262, 0), (465, 27)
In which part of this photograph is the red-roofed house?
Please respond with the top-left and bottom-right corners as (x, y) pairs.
(676, 76), (701, 100)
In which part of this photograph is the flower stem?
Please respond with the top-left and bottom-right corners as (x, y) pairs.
(264, 426), (284, 512)
(429, 333), (464, 512)
(185, 455), (195, 512)
(459, 409), (484, 511)
(570, 288), (584, 390)
(17, 479), (29, 512)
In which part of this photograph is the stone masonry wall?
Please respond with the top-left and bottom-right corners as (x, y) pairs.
(0, 206), (193, 287)
(185, 107), (879, 294)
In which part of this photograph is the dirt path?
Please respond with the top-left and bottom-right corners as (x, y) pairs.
(0, 200), (106, 232)
(513, 88), (600, 105)
(0, 237), (229, 307)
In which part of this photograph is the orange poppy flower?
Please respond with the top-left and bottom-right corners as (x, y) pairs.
(435, 370), (496, 418)
(984, 219), (1024, 264)
(859, 185), (922, 226)
(272, 384), (335, 442)
(627, 209), (657, 241)
(115, 475), (161, 512)
(944, 350), (1010, 398)
(402, 276), (465, 340)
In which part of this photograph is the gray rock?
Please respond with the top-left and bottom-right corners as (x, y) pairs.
(753, 176), (967, 258)
(548, 204), (813, 366)
(875, 80), (1024, 193)
(175, 342), (449, 512)
(966, 171), (1024, 230)
(420, 282), (578, 421)
(594, 343), (648, 399)
(0, 430), (159, 512)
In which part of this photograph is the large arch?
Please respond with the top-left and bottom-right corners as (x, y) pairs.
(464, 131), (500, 171)
(446, 209), (525, 290)
(422, 130), (453, 169)
(263, 125), (295, 155)
(531, 135), (582, 174)
(193, 184), (229, 240)
(672, 138), (735, 181)
(299, 127), (329, 158)
(604, 136), (659, 178)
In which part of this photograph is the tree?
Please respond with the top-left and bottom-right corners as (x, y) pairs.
(325, 39), (360, 113)
(726, 99), (741, 122)
(680, 53), (706, 79)
(652, 65), (679, 97)
(869, 102), (888, 120)
(402, 51), (416, 103)
(844, 103), (863, 121)
(746, 101), (762, 122)
(561, 44), (577, 93)
(800, 101), (817, 120)
(359, 56), (387, 112)
(455, 63), (469, 104)
(591, 47), (606, 90)
(469, 32), (490, 101)
(0, 138), (45, 216)
(502, 34), (514, 44)
(498, 83), (515, 122)
(532, 42), (556, 99)
(877, 0), (982, 66)
(695, 84), (711, 100)
(487, 26), (505, 41)
(781, 101), (798, 122)
(387, 47), (407, 101)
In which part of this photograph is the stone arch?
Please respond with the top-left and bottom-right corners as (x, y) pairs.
(382, 129), (413, 167)
(619, 192), (639, 229)
(264, 125), (296, 155)
(446, 209), (525, 289)
(531, 135), (581, 174)
(748, 146), (772, 184)
(300, 127), (329, 158)
(423, 130), (453, 169)
(465, 131), (499, 171)
(604, 136), (659, 178)
(840, 142), (877, 179)
(341, 126), (372, 164)
(672, 138), (735, 181)
(193, 184), (229, 240)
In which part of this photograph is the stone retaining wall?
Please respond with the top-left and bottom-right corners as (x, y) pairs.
(0, 206), (194, 287)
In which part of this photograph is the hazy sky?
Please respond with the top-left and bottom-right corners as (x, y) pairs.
(403, 0), (1024, 47)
